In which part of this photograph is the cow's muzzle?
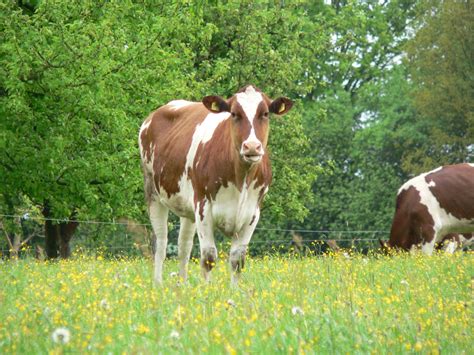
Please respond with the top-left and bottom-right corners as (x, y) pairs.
(241, 141), (263, 163)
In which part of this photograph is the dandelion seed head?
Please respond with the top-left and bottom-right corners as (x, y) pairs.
(100, 299), (109, 310)
(52, 327), (71, 344)
(291, 306), (304, 315)
(170, 330), (180, 339)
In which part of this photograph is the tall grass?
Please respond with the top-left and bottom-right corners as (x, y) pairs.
(0, 251), (472, 353)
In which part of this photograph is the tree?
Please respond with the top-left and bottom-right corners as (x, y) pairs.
(0, 1), (204, 257)
(298, 1), (418, 234)
(404, 0), (474, 174)
(0, 1), (323, 255)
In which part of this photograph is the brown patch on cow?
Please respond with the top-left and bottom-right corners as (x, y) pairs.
(388, 186), (435, 250)
(141, 103), (204, 198)
(425, 164), (474, 220)
(198, 199), (206, 221)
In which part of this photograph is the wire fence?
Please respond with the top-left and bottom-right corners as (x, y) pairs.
(0, 213), (388, 258)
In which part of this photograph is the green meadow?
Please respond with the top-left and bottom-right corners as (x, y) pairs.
(1, 252), (472, 354)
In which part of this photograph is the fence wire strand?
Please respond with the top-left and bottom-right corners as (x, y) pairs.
(0, 213), (387, 256)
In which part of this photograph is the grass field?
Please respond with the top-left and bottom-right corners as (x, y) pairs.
(0, 251), (472, 354)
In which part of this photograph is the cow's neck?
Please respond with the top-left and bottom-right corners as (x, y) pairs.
(232, 157), (263, 190)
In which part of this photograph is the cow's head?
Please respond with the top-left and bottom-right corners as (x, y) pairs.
(202, 85), (293, 164)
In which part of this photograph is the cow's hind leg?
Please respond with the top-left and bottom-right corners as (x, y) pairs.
(178, 217), (196, 281)
(149, 200), (169, 284)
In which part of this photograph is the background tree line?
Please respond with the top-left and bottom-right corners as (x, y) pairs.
(1, 0), (472, 257)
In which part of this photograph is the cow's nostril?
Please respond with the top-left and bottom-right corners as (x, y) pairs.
(256, 143), (262, 151)
(243, 143), (249, 150)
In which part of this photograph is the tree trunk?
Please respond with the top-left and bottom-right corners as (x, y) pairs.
(43, 203), (79, 259)
(43, 208), (58, 259)
(59, 220), (78, 258)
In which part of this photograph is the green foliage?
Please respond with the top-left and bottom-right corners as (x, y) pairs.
(403, 0), (474, 174)
(0, 1), (201, 222)
(1, 0), (470, 250)
(0, 1), (320, 238)
(299, 1), (418, 232)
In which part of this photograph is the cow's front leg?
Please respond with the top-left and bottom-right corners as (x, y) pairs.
(195, 200), (216, 282)
(230, 209), (259, 287)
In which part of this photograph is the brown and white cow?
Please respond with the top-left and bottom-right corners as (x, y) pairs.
(387, 163), (474, 254)
(139, 85), (293, 285)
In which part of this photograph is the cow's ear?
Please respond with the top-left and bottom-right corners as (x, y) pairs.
(269, 97), (293, 115)
(202, 96), (230, 113)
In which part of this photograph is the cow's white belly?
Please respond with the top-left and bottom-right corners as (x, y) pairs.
(158, 176), (262, 236)
(212, 182), (262, 236)
(157, 173), (195, 220)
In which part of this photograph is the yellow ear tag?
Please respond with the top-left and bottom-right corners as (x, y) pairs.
(278, 103), (286, 113)
(211, 102), (219, 111)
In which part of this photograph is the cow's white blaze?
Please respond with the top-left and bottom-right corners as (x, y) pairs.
(236, 86), (264, 152)
(399, 166), (473, 253)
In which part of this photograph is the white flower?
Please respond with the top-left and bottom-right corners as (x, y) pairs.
(52, 327), (71, 344)
(100, 299), (109, 310)
(226, 299), (236, 308)
(400, 279), (409, 286)
(169, 272), (178, 278)
(123, 44), (129, 51)
(170, 330), (180, 339)
(342, 252), (351, 259)
(362, 258), (369, 265)
(291, 306), (304, 316)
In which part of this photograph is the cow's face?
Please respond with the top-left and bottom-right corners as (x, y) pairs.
(203, 85), (293, 164)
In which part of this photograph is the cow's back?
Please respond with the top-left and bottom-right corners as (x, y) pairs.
(139, 101), (208, 199)
(425, 164), (474, 221)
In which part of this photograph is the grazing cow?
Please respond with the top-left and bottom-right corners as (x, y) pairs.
(437, 233), (473, 253)
(386, 163), (474, 254)
(139, 85), (293, 285)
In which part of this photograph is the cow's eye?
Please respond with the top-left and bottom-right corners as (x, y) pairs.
(263, 112), (269, 118)
(231, 112), (240, 120)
